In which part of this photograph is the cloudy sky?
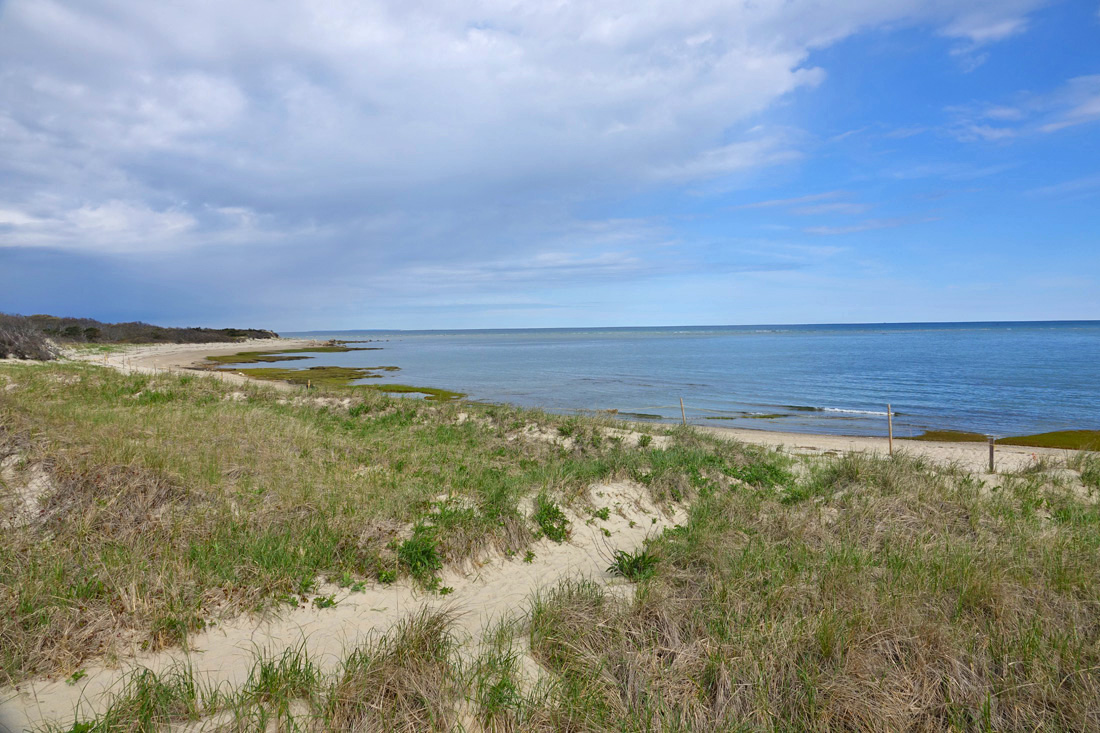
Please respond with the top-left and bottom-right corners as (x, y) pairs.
(1, 0), (1098, 330)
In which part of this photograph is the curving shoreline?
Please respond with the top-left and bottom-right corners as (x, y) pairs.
(70, 340), (1084, 475)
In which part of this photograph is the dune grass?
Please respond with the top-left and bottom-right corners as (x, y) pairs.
(44, 609), (460, 732)
(46, 449), (1100, 732)
(0, 360), (769, 684)
(518, 452), (1100, 731)
(5, 360), (1100, 731)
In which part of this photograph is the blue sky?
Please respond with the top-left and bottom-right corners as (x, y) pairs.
(1, 0), (1098, 330)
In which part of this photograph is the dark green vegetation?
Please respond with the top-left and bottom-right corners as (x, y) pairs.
(234, 365), (465, 400)
(914, 429), (1100, 450)
(912, 430), (990, 442)
(998, 429), (1100, 450)
(611, 411), (662, 421)
(234, 365), (395, 388)
(0, 313), (56, 360)
(367, 383), (466, 401)
(606, 547), (659, 581)
(533, 493), (570, 542)
(19, 313), (277, 344)
(706, 413), (790, 420)
(202, 345), (381, 366)
(0, 360), (769, 684)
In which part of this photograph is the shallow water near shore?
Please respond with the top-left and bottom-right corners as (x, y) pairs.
(268, 321), (1100, 438)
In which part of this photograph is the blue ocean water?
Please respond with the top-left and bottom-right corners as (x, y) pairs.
(270, 322), (1100, 438)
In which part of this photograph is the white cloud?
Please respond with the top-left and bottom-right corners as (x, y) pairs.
(792, 202), (871, 216)
(733, 191), (844, 209)
(804, 218), (908, 235)
(0, 200), (195, 253)
(653, 136), (804, 182)
(1039, 76), (1100, 132)
(942, 15), (1029, 43)
(0, 0), (1049, 264)
(1026, 174), (1100, 198)
(944, 75), (1100, 141)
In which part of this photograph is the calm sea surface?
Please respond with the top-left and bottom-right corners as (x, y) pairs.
(272, 322), (1100, 438)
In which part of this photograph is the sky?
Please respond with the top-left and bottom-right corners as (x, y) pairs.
(1, 0), (1098, 331)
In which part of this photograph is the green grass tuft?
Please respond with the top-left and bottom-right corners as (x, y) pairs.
(532, 494), (570, 542)
(398, 525), (443, 584)
(607, 547), (659, 581)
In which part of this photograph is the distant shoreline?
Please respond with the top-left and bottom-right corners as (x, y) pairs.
(66, 340), (1096, 474)
(285, 319), (1100, 336)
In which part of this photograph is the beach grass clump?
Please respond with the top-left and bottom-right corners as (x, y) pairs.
(324, 608), (461, 732)
(1068, 451), (1100, 492)
(607, 546), (659, 581)
(397, 525), (444, 586)
(50, 611), (461, 732)
(58, 663), (220, 732)
(469, 618), (529, 730)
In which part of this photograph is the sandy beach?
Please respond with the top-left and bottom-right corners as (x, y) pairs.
(66, 338), (326, 389)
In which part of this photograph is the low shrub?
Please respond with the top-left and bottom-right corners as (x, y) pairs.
(0, 313), (56, 360)
(533, 494), (569, 542)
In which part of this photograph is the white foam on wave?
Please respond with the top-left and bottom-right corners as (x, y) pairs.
(822, 407), (891, 416)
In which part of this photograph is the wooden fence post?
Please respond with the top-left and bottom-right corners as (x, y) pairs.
(680, 397), (686, 426)
(887, 403), (894, 456)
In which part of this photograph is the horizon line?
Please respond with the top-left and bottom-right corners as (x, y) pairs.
(285, 318), (1100, 334)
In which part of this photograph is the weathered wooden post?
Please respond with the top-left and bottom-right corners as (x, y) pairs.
(887, 403), (894, 456)
(680, 397), (686, 426)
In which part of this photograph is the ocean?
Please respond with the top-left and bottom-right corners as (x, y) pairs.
(275, 322), (1100, 438)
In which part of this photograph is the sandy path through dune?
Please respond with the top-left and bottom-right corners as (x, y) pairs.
(1, 482), (682, 730)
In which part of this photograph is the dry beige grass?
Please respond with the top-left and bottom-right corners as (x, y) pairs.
(324, 608), (461, 732)
(522, 453), (1100, 731)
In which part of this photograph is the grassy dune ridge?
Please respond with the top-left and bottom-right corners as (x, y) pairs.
(2, 360), (1100, 730)
(0, 361), (754, 683)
